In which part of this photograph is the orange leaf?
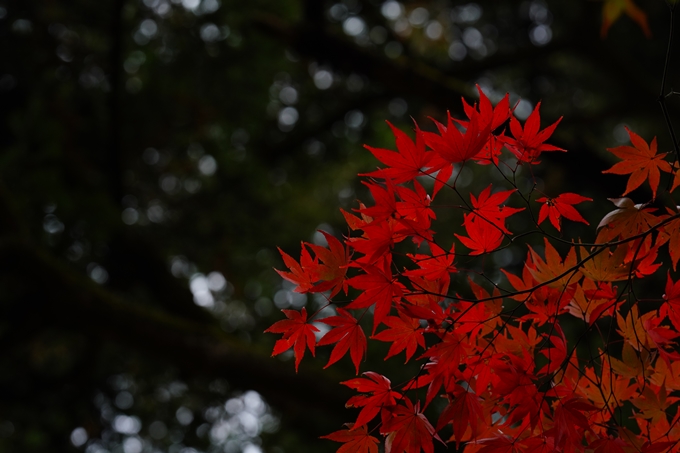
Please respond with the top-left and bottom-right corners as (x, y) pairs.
(616, 305), (654, 351)
(578, 243), (631, 282)
(597, 197), (662, 241)
(526, 238), (581, 288)
(601, 0), (651, 38)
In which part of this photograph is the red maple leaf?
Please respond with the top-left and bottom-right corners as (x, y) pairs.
(307, 231), (349, 297)
(275, 245), (317, 293)
(455, 212), (504, 255)
(537, 324), (568, 376)
(358, 180), (397, 222)
(264, 307), (319, 372)
(436, 384), (486, 448)
(381, 398), (442, 453)
(403, 242), (455, 283)
(470, 184), (523, 234)
(602, 127), (671, 200)
(348, 219), (401, 265)
(321, 424), (380, 453)
(459, 86), (512, 166)
(372, 311), (426, 362)
(424, 108), (492, 196)
(393, 181), (436, 245)
(425, 109), (491, 165)
(461, 85), (512, 132)
(343, 371), (401, 429)
(536, 192), (592, 231)
(549, 397), (598, 450)
(346, 257), (405, 333)
(317, 308), (367, 374)
(362, 121), (434, 184)
(501, 102), (564, 163)
(418, 330), (467, 383)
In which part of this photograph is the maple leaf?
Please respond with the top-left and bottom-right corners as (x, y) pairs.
(526, 238), (582, 289)
(519, 285), (571, 326)
(317, 308), (367, 374)
(321, 424), (380, 453)
(275, 245), (317, 293)
(567, 279), (619, 324)
(643, 314), (680, 367)
(436, 384), (486, 448)
(537, 324), (568, 376)
(602, 128), (671, 200)
(631, 385), (678, 426)
(264, 307), (319, 372)
(381, 398), (442, 453)
(470, 185), (523, 234)
(461, 85), (512, 132)
(550, 397), (598, 450)
(616, 305), (654, 351)
(363, 121), (434, 184)
(536, 192), (591, 231)
(394, 181), (436, 245)
(601, 0), (651, 38)
(424, 108), (492, 196)
(348, 219), (403, 264)
(346, 257), (405, 333)
(358, 180), (397, 222)
(424, 109), (491, 165)
(490, 353), (547, 427)
(418, 331), (467, 383)
(403, 241), (455, 283)
(307, 231), (349, 297)
(577, 362), (636, 413)
(609, 342), (653, 381)
(372, 311), (425, 362)
(495, 323), (540, 357)
(395, 181), (435, 227)
(649, 358), (680, 393)
(459, 86), (512, 166)
(500, 102), (564, 163)
(578, 242), (631, 282)
(455, 213), (504, 255)
(343, 371), (401, 428)
(453, 280), (504, 337)
(597, 197), (660, 234)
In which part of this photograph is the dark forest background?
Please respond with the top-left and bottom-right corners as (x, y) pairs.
(0, 0), (678, 452)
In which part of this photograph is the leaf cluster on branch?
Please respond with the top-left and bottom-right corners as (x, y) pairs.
(266, 3), (680, 451)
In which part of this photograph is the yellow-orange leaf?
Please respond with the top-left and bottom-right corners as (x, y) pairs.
(526, 238), (581, 289)
(578, 243), (631, 282)
(616, 305), (654, 351)
(601, 0), (651, 38)
(597, 197), (661, 242)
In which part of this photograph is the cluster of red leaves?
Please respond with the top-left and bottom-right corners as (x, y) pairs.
(266, 88), (680, 453)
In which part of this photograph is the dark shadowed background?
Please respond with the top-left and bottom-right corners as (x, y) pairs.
(0, 0), (677, 452)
